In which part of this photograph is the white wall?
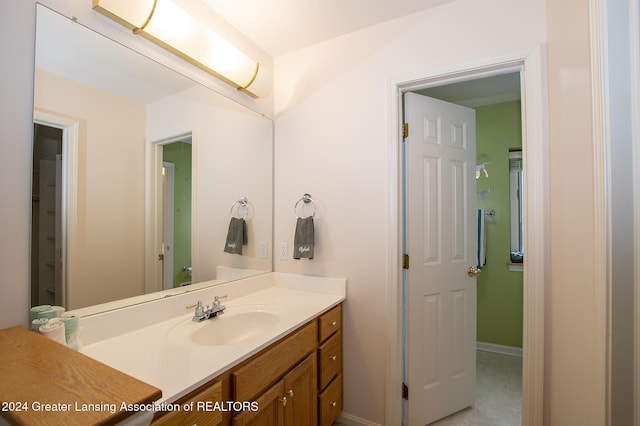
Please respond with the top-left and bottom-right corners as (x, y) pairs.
(273, 0), (546, 423)
(35, 69), (147, 309)
(0, 0), (272, 329)
(0, 1), (34, 329)
(147, 85), (273, 282)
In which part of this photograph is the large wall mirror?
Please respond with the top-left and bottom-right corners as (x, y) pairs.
(31, 4), (273, 315)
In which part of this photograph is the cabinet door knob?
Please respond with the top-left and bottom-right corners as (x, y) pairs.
(330, 401), (337, 407)
(280, 396), (287, 407)
(287, 389), (294, 397)
(330, 355), (337, 361)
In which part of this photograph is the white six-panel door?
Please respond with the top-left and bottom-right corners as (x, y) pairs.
(404, 92), (477, 425)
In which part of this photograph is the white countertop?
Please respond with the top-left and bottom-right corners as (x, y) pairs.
(79, 273), (345, 403)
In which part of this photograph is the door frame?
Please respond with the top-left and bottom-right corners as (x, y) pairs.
(145, 131), (196, 294)
(32, 110), (79, 309)
(386, 46), (549, 425)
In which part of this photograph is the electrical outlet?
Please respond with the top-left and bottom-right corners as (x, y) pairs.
(259, 242), (269, 259)
(279, 242), (288, 260)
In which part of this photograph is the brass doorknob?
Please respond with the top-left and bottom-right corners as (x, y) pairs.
(467, 266), (481, 277)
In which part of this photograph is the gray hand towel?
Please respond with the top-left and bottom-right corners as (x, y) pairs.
(224, 217), (247, 255)
(293, 217), (314, 259)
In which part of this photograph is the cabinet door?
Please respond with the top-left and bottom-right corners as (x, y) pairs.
(233, 381), (284, 426)
(153, 380), (223, 426)
(283, 353), (317, 426)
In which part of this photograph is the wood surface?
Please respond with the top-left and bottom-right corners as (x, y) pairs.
(318, 305), (341, 343)
(0, 326), (161, 426)
(232, 322), (317, 402)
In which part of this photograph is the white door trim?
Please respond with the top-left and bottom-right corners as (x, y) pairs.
(386, 46), (549, 426)
(33, 110), (79, 309)
(145, 131), (196, 294)
(588, 0), (612, 423)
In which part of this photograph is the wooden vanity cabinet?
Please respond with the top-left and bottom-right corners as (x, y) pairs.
(152, 303), (343, 426)
(152, 375), (230, 426)
(232, 321), (317, 426)
(317, 305), (343, 426)
(233, 353), (317, 426)
(232, 380), (284, 426)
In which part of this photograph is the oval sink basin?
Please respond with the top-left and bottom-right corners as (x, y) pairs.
(167, 305), (281, 347)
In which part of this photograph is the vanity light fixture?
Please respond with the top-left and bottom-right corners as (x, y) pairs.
(92, 0), (271, 98)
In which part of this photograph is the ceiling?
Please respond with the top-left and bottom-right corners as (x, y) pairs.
(199, 0), (456, 57)
(416, 73), (521, 108)
(199, 0), (521, 106)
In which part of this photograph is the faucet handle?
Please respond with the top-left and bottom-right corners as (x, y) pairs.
(213, 294), (228, 306)
(194, 300), (204, 316)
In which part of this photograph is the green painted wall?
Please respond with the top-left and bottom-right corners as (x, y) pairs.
(163, 142), (192, 288)
(475, 101), (523, 348)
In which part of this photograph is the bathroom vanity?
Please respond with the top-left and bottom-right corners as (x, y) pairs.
(0, 273), (345, 426)
(153, 303), (343, 426)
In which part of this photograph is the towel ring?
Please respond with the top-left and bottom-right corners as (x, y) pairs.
(230, 197), (249, 220)
(294, 193), (317, 218)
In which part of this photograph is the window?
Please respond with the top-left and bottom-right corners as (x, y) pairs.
(509, 150), (524, 259)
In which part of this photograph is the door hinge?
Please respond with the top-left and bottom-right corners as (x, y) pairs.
(403, 253), (409, 269)
(403, 123), (409, 139)
(402, 382), (409, 400)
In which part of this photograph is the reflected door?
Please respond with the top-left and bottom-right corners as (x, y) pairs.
(162, 162), (175, 290)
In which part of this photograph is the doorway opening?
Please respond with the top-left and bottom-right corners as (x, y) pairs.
(387, 48), (548, 426)
(31, 123), (63, 307)
(146, 134), (194, 293)
(403, 72), (523, 425)
(31, 111), (79, 310)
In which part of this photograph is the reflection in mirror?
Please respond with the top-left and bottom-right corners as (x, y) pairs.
(160, 137), (193, 290)
(31, 5), (273, 315)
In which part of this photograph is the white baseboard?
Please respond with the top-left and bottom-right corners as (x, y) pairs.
(336, 412), (384, 426)
(476, 341), (523, 357)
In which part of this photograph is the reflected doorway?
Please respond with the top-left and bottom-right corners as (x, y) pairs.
(161, 141), (192, 289)
(148, 136), (193, 292)
(31, 123), (63, 306)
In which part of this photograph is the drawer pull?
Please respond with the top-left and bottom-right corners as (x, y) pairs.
(330, 355), (337, 361)
(287, 389), (294, 397)
(280, 396), (287, 407)
(330, 401), (337, 407)
(331, 321), (337, 326)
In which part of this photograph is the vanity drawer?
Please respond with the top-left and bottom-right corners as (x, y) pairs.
(318, 374), (342, 426)
(318, 304), (342, 342)
(233, 321), (317, 402)
(153, 380), (223, 426)
(318, 330), (342, 389)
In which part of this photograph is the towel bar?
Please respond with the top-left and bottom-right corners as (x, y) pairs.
(294, 193), (317, 218)
(230, 197), (249, 219)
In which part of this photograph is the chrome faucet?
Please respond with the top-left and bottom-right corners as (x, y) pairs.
(192, 295), (227, 322)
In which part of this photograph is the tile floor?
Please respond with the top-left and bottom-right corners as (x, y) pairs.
(334, 350), (522, 426)
(428, 350), (523, 426)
